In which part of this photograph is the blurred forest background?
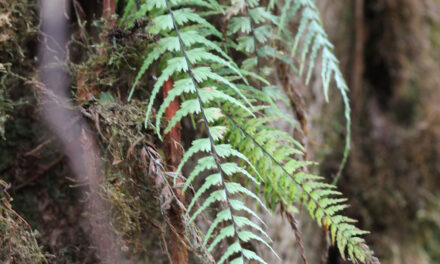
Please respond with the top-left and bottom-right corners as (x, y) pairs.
(1, 0), (440, 263)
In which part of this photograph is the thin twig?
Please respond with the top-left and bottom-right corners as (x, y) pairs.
(14, 155), (64, 190)
(145, 216), (173, 264)
(2, 201), (32, 231)
(23, 139), (53, 157)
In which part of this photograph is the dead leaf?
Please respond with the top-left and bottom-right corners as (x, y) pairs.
(112, 155), (122, 165)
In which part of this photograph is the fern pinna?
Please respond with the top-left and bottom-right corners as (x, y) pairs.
(123, 0), (379, 263)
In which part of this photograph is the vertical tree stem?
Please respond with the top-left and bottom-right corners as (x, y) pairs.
(163, 77), (188, 264)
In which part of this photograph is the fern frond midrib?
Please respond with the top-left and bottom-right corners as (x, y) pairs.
(243, 0), (263, 88)
(164, 0), (248, 261)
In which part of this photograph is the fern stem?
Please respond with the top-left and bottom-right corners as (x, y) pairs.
(244, 0), (262, 89)
(284, 209), (308, 264)
(164, 0), (246, 261)
(332, 86), (351, 185)
(226, 113), (297, 182)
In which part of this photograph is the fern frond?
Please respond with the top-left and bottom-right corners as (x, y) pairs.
(127, 0), (279, 262)
(278, 0), (351, 181)
(226, 109), (376, 263)
(125, 0), (377, 263)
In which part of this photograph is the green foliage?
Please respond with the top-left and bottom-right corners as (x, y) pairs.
(277, 0), (351, 181)
(123, 0), (378, 263)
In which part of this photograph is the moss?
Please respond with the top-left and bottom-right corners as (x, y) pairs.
(0, 181), (48, 263)
(84, 98), (169, 262)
